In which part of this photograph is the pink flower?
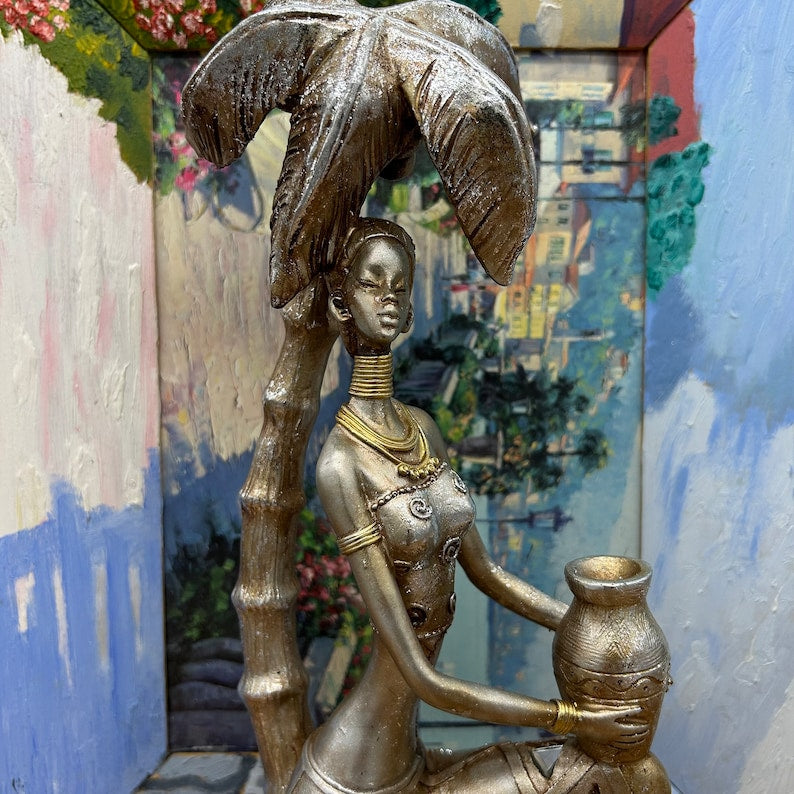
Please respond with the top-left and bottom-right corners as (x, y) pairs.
(180, 9), (202, 34)
(198, 0), (215, 12)
(28, 14), (54, 40)
(149, 6), (174, 41)
(52, 13), (66, 29)
(29, 0), (47, 15)
(3, 6), (28, 27)
(174, 165), (198, 192)
(163, 0), (183, 14)
(172, 31), (187, 47)
(134, 11), (151, 30)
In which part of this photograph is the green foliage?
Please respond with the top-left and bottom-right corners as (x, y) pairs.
(165, 505), (370, 687)
(473, 367), (607, 495)
(620, 100), (646, 150)
(621, 95), (681, 151)
(166, 529), (241, 661)
(27, 0), (153, 183)
(557, 100), (586, 127)
(648, 94), (681, 146)
(647, 141), (712, 292)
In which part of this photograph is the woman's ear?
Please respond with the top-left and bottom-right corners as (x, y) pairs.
(329, 292), (351, 323)
(402, 305), (414, 334)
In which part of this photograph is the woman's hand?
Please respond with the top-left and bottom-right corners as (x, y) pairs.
(571, 702), (650, 749)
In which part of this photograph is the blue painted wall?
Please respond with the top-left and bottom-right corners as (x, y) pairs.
(0, 456), (166, 793)
(643, 1), (794, 790)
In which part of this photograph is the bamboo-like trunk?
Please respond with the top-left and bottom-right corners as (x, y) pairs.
(234, 280), (337, 793)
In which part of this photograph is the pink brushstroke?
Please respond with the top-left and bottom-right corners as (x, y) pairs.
(40, 190), (59, 245)
(139, 224), (160, 451)
(39, 283), (60, 467)
(96, 281), (118, 360)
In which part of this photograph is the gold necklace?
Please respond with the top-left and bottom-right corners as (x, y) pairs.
(337, 402), (418, 451)
(349, 354), (393, 398)
(336, 403), (442, 481)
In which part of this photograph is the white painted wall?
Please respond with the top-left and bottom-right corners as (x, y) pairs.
(0, 32), (159, 536)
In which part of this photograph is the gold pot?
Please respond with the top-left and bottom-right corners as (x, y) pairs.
(552, 555), (671, 765)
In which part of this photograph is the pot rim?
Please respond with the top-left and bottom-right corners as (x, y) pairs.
(564, 555), (652, 605)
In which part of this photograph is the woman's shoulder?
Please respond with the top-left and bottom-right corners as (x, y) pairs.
(316, 427), (373, 529)
(317, 425), (359, 488)
(401, 403), (448, 459)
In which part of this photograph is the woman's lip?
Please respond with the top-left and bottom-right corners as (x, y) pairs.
(379, 311), (400, 321)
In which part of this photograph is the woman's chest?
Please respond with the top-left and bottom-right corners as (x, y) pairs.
(369, 466), (475, 565)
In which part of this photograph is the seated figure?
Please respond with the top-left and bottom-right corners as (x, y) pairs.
(287, 218), (664, 794)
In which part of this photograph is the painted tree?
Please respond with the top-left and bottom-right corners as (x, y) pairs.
(471, 369), (609, 495)
(181, 1), (536, 789)
(647, 140), (711, 292)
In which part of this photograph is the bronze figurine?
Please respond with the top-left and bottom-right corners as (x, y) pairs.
(289, 217), (664, 792)
(181, 2), (671, 791)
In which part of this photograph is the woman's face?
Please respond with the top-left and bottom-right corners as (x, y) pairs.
(340, 237), (413, 352)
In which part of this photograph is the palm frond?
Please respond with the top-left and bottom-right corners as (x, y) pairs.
(182, 0), (536, 304)
(395, 30), (536, 285)
(387, 0), (521, 95)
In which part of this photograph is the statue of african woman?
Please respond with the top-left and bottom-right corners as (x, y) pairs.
(181, 2), (671, 791)
(286, 216), (665, 793)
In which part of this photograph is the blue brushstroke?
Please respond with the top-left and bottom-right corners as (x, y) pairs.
(645, 274), (703, 409)
(162, 442), (252, 565)
(645, 2), (794, 790)
(0, 452), (166, 794)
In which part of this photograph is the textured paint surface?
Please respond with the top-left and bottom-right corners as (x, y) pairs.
(0, 32), (158, 535)
(642, 1), (794, 791)
(500, 0), (623, 48)
(0, 460), (166, 793)
(646, 8), (699, 161)
(0, 31), (165, 792)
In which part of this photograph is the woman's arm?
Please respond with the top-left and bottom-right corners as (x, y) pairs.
(458, 526), (568, 630)
(317, 428), (648, 746)
(346, 530), (648, 748)
(348, 539), (560, 728)
(318, 436), (558, 727)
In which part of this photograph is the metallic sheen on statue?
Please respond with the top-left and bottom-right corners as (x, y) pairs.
(181, 2), (671, 792)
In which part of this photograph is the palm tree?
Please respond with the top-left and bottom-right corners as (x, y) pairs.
(182, 2), (536, 790)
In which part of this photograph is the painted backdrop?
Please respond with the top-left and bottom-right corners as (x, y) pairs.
(0, 7), (165, 791)
(643, 2), (794, 792)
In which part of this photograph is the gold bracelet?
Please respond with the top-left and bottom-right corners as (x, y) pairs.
(551, 699), (580, 735)
(337, 522), (382, 555)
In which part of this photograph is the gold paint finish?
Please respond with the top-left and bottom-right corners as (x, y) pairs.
(181, 1), (672, 789)
(553, 556), (672, 774)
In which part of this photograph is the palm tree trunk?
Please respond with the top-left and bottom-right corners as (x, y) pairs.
(234, 279), (337, 793)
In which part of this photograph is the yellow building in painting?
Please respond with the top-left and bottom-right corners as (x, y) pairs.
(494, 191), (593, 376)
